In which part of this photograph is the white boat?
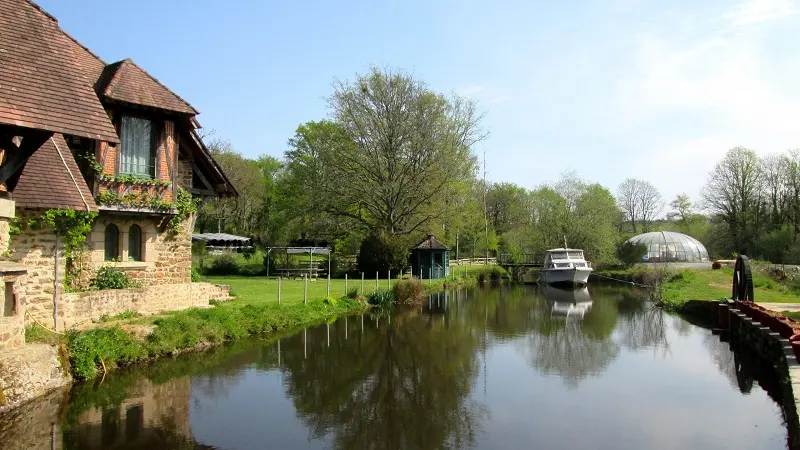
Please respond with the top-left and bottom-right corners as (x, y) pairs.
(538, 247), (593, 286)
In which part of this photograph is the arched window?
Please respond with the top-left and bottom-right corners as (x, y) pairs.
(128, 225), (142, 262)
(104, 224), (119, 261)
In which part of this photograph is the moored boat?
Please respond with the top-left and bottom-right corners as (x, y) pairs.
(538, 247), (593, 286)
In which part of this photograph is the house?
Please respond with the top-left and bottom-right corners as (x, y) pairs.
(0, 0), (236, 345)
(410, 233), (451, 279)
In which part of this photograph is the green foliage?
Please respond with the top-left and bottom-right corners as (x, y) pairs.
(169, 187), (199, 234)
(99, 310), (140, 322)
(90, 266), (138, 290)
(346, 287), (359, 299)
(101, 174), (171, 190)
(324, 296), (339, 306)
(29, 209), (97, 258)
(67, 327), (147, 380)
(25, 323), (62, 345)
(616, 240), (648, 267)
(76, 151), (104, 174)
(191, 265), (203, 282)
(366, 288), (395, 307)
(96, 190), (173, 211)
(393, 278), (426, 305)
(357, 232), (409, 274)
(206, 253), (242, 275)
(476, 266), (509, 283)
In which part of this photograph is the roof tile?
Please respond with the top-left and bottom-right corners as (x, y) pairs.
(0, 0), (118, 142)
(98, 59), (198, 114)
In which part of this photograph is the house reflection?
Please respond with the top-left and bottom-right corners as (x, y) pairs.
(540, 284), (593, 319)
(63, 377), (206, 450)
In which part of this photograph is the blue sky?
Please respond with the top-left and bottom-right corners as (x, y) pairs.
(40, 0), (800, 209)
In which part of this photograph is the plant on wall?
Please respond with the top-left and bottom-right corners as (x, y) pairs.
(169, 188), (199, 235)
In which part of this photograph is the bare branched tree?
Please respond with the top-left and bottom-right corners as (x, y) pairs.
(617, 178), (664, 233)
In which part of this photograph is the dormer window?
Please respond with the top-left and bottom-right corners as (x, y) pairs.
(120, 115), (156, 177)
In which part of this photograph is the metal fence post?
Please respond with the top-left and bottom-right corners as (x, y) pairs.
(304, 276), (308, 304)
(361, 272), (365, 294)
(375, 271), (378, 291)
(327, 272), (330, 297)
(278, 276), (282, 305)
(388, 270), (391, 290)
(345, 274), (348, 295)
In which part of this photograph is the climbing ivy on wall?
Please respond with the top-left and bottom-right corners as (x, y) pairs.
(25, 209), (98, 288)
(169, 188), (200, 235)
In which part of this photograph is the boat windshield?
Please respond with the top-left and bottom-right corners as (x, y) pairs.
(567, 251), (584, 259)
(550, 252), (568, 260)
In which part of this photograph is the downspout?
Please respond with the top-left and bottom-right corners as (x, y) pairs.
(52, 137), (92, 330)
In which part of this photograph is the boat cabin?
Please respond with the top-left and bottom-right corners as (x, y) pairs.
(543, 248), (591, 269)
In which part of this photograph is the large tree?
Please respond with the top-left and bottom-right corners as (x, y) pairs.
(284, 67), (484, 236)
(616, 178), (664, 233)
(702, 146), (764, 255)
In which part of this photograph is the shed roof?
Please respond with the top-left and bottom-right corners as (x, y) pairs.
(413, 233), (449, 250)
(0, 0), (119, 142)
(192, 233), (251, 243)
(97, 59), (198, 114)
(12, 134), (98, 211)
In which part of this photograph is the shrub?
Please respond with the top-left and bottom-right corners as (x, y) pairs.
(394, 278), (426, 305)
(90, 266), (136, 290)
(477, 266), (509, 284)
(357, 233), (409, 274)
(616, 240), (648, 267)
(346, 287), (360, 299)
(206, 253), (241, 275)
(191, 265), (203, 282)
(67, 327), (146, 380)
(366, 288), (395, 307)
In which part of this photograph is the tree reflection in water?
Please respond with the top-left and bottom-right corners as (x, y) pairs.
(278, 307), (486, 450)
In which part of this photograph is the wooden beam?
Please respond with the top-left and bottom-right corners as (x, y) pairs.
(188, 187), (215, 196)
(0, 131), (53, 189)
(190, 159), (215, 192)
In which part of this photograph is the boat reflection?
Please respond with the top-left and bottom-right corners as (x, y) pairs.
(540, 284), (593, 319)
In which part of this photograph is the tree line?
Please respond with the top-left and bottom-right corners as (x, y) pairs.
(195, 66), (795, 267)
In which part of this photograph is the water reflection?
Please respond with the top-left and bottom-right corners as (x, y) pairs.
(0, 285), (791, 449)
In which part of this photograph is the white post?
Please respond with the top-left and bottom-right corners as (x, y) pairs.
(375, 271), (378, 291)
(361, 272), (365, 294)
(327, 323), (330, 348)
(345, 274), (348, 294)
(388, 270), (391, 289)
(327, 272), (330, 297)
(345, 316), (348, 340)
(304, 276), (308, 304)
(278, 277), (282, 305)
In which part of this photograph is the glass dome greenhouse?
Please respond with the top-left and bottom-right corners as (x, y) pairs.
(626, 231), (710, 263)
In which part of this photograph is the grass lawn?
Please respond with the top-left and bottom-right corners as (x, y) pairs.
(663, 266), (800, 304)
(204, 264), (492, 306)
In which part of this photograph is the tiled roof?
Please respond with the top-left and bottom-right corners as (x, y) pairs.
(0, 0), (119, 142)
(414, 233), (449, 250)
(98, 59), (198, 114)
(13, 134), (98, 212)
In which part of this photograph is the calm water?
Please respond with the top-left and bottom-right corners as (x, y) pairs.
(0, 285), (792, 449)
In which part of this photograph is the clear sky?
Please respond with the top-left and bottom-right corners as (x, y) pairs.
(39, 0), (800, 208)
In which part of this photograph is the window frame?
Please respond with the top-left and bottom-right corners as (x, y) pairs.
(104, 224), (120, 261)
(128, 224), (143, 262)
(118, 114), (158, 178)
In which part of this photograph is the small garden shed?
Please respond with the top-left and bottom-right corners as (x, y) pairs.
(411, 233), (450, 279)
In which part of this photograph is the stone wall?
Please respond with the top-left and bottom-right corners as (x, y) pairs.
(0, 344), (71, 415)
(9, 208), (65, 330)
(81, 212), (193, 287)
(0, 273), (29, 352)
(61, 282), (231, 328)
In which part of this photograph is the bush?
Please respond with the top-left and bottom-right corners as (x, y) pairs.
(366, 288), (395, 307)
(346, 287), (359, 299)
(90, 266), (137, 290)
(206, 252), (241, 275)
(616, 240), (648, 267)
(357, 233), (409, 274)
(394, 278), (426, 305)
(476, 266), (509, 284)
(67, 327), (147, 380)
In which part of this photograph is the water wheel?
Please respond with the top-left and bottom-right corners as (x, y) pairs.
(732, 255), (754, 302)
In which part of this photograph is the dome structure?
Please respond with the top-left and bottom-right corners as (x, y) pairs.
(626, 231), (709, 263)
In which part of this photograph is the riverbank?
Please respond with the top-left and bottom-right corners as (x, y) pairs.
(596, 264), (800, 312)
(23, 269), (486, 383)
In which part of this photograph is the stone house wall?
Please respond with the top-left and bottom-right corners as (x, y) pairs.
(79, 212), (193, 288)
(61, 282), (230, 328)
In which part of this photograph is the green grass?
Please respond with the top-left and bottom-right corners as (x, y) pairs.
(205, 264), (490, 306)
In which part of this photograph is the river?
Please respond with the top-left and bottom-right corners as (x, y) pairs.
(0, 284), (792, 449)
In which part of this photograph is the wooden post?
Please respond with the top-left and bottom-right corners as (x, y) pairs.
(303, 276), (308, 304)
(278, 276), (282, 305)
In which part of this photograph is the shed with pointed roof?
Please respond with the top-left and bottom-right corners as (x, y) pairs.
(411, 232), (450, 279)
